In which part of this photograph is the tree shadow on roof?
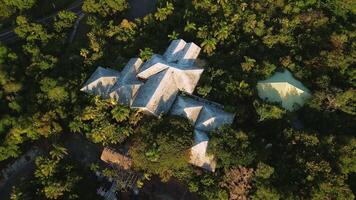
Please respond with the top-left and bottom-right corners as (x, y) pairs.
(86, 80), (116, 98)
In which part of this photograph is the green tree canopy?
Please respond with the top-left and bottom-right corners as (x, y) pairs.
(129, 115), (194, 181)
(208, 126), (256, 169)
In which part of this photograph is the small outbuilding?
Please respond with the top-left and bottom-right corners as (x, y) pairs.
(257, 70), (311, 111)
(101, 148), (132, 170)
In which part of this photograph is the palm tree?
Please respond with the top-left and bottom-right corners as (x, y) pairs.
(214, 22), (229, 41)
(111, 105), (130, 122)
(154, 2), (174, 21)
(50, 145), (68, 161)
(139, 48), (153, 61)
(184, 22), (196, 32)
(168, 31), (179, 40)
(201, 38), (217, 55)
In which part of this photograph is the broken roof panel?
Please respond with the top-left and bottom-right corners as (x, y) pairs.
(257, 70), (311, 111)
(189, 129), (216, 172)
(80, 66), (120, 98)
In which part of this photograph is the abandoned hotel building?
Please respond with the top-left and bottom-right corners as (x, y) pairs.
(81, 39), (235, 172)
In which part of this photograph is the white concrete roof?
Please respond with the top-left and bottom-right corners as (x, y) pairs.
(171, 96), (203, 123)
(171, 95), (235, 132)
(137, 54), (169, 79)
(116, 58), (143, 85)
(177, 42), (201, 66)
(189, 129), (216, 172)
(169, 64), (204, 94)
(137, 55), (204, 94)
(171, 95), (234, 172)
(131, 69), (179, 116)
(163, 39), (187, 63)
(194, 103), (235, 132)
(109, 58), (143, 106)
(163, 39), (201, 66)
(257, 70), (311, 111)
(80, 66), (120, 98)
(132, 39), (203, 115)
(132, 64), (203, 115)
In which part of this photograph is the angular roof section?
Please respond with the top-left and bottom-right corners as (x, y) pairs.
(131, 69), (179, 116)
(163, 39), (201, 66)
(137, 55), (204, 94)
(163, 39), (187, 63)
(171, 96), (203, 123)
(131, 39), (203, 116)
(109, 58), (143, 106)
(80, 66), (120, 98)
(116, 58), (143, 85)
(132, 65), (203, 116)
(257, 70), (311, 111)
(189, 129), (216, 172)
(195, 103), (235, 132)
(169, 64), (204, 94)
(137, 54), (169, 80)
(171, 96), (234, 172)
(177, 42), (201, 66)
(171, 95), (235, 132)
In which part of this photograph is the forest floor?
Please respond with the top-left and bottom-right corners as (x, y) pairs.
(136, 176), (200, 200)
(0, 134), (100, 200)
(0, 164), (36, 200)
(64, 133), (102, 166)
(127, 0), (157, 20)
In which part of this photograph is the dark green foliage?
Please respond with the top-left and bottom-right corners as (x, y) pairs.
(70, 97), (137, 145)
(253, 100), (286, 121)
(208, 126), (256, 169)
(0, 0), (355, 199)
(54, 11), (77, 33)
(82, 0), (128, 17)
(129, 116), (194, 181)
(10, 145), (101, 199)
(3, 0), (36, 10)
(187, 172), (228, 200)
